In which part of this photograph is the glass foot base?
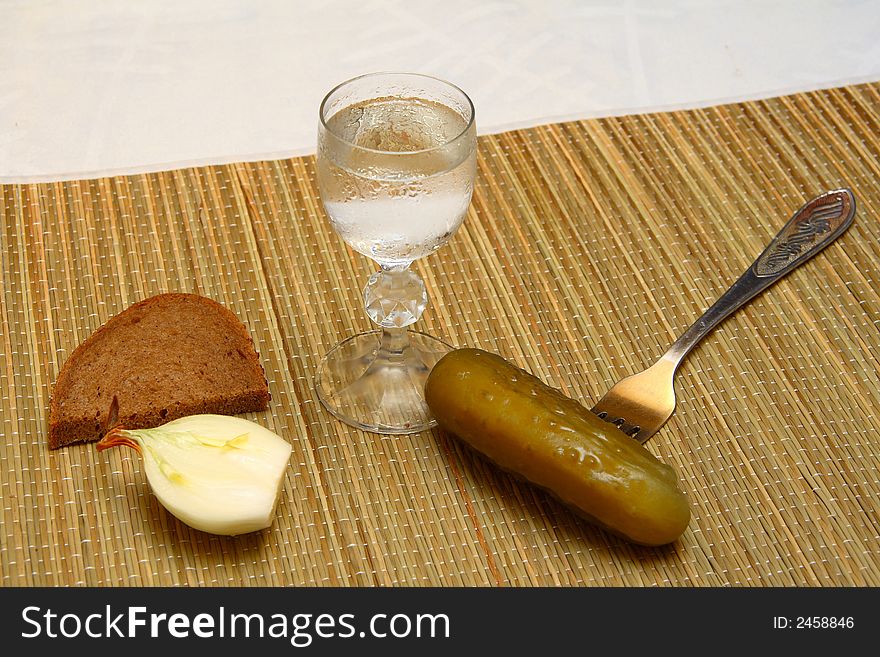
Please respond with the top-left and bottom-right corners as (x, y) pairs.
(315, 330), (453, 434)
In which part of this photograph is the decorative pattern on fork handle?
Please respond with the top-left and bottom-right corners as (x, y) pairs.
(591, 189), (856, 443)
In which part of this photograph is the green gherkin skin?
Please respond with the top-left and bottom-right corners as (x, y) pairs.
(425, 348), (691, 546)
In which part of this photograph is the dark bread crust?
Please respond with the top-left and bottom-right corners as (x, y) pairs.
(48, 293), (270, 448)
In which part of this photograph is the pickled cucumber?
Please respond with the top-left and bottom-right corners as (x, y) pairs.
(425, 348), (690, 546)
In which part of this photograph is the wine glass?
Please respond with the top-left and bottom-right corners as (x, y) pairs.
(315, 72), (477, 434)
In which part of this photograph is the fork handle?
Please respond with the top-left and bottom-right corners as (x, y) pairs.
(661, 189), (856, 369)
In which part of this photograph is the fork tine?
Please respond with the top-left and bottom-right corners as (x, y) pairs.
(592, 408), (642, 439)
(590, 359), (678, 443)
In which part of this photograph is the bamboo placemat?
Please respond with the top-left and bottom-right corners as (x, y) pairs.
(2, 83), (879, 587)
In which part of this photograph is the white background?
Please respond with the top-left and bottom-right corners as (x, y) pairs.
(1, 0), (878, 182)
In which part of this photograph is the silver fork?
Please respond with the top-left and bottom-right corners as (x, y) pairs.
(591, 189), (856, 443)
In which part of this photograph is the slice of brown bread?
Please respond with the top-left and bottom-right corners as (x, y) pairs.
(48, 293), (270, 449)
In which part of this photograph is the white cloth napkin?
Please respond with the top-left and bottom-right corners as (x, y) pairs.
(1, 0), (878, 182)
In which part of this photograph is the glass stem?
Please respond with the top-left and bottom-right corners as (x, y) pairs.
(363, 263), (428, 346)
(374, 264), (413, 363)
(377, 326), (411, 363)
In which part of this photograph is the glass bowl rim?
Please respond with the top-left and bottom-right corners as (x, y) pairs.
(318, 71), (476, 156)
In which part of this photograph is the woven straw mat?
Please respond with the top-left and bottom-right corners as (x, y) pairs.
(2, 82), (879, 586)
